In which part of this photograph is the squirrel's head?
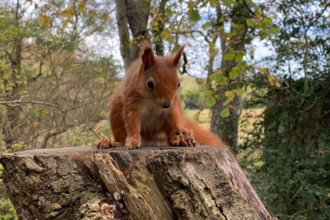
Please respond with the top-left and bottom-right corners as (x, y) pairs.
(139, 42), (185, 109)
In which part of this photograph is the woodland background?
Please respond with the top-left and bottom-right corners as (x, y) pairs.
(0, 0), (330, 219)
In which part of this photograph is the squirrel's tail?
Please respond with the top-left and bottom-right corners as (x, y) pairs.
(183, 116), (226, 147)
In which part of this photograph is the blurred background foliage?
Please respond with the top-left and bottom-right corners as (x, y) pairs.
(0, 0), (330, 219)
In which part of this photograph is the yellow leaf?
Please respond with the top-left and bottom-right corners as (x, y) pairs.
(33, 122), (38, 127)
(53, 35), (57, 39)
(328, 193), (330, 198)
(258, 67), (268, 73)
(215, 69), (222, 75)
(268, 75), (275, 86)
(37, 16), (45, 25)
(151, 8), (157, 15)
(75, 119), (78, 123)
(35, 3), (38, 9)
(150, 19), (156, 26)
(55, 11), (61, 17)
(20, 115), (24, 119)
(90, 11), (94, 17)
(43, 16), (50, 25)
(83, 9), (87, 13)
(268, 75), (280, 87)
(188, 1), (195, 10)
(225, 91), (235, 101)
(158, 17), (164, 24)
(58, 39), (62, 44)
(63, 7), (74, 17)
(161, 31), (169, 39)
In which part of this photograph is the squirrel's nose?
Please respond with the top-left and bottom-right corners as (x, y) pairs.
(162, 101), (171, 109)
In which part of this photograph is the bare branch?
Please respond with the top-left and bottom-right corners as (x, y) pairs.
(0, 100), (63, 113)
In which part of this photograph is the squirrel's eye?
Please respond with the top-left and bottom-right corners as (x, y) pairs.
(147, 80), (154, 89)
(178, 82), (181, 88)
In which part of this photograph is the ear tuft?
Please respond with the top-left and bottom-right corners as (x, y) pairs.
(172, 45), (185, 66)
(141, 41), (156, 70)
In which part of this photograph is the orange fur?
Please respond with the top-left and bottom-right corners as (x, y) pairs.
(94, 43), (226, 149)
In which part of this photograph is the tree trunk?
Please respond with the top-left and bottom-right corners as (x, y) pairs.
(151, 0), (167, 56)
(2, 1), (23, 149)
(210, 3), (249, 149)
(115, 0), (150, 72)
(0, 146), (275, 220)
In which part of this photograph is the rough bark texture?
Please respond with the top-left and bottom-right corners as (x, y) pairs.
(0, 146), (275, 220)
(115, 0), (150, 72)
(210, 3), (249, 149)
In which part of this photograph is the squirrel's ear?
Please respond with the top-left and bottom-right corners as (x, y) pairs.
(141, 42), (155, 70)
(172, 45), (185, 66)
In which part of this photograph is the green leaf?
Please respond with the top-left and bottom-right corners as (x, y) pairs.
(209, 74), (215, 81)
(264, 17), (272, 25)
(236, 87), (243, 96)
(223, 98), (231, 106)
(246, 19), (255, 27)
(193, 112), (199, 121)
(210, 0), (219, 6)
(27, 104), (33, 109)
(268, 27), (279, 35)
(207, 96), (216, 107)
(230, 21), (238, 27)
(189, 10), (200, 22)
(220, 107), (230, 117)
(202, 22), (210, 29)
(196, 78), (204, 84)
(78, 5), (84, 12)
(229, 70), (239, 80)
(235, 52), (243, 62)
(224, 52), (235, 61)
(167, 10), (173, 17)
(153, 36), (159, 43)
(166, 35), (175, 44)
(214, 75), (227, 85)
(221, 0), (234, 7)
(238, 61), (247, 68)
(62, 19), (69, 29)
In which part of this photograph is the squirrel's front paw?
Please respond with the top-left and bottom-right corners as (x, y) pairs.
(173, 129), (199, 147)
(93, 139), (113, 149)
(125, 138), (141, 150)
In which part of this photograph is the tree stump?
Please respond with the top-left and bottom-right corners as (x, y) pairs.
(0, 146), (275, 220)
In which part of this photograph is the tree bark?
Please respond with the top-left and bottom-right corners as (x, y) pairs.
(0, 146), (275, 220)
(210, 3), (249, 149)
(115, 0), (150, 72)
(2, 1), (23, 150)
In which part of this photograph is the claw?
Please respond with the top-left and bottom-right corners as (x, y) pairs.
(125, 139), (141, 150)
(93, 139), (113, 149)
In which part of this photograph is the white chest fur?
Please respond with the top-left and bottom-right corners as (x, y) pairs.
(139, 100), (167, 134)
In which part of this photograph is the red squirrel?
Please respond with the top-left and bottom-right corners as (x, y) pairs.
(94, 43), (226, 149)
